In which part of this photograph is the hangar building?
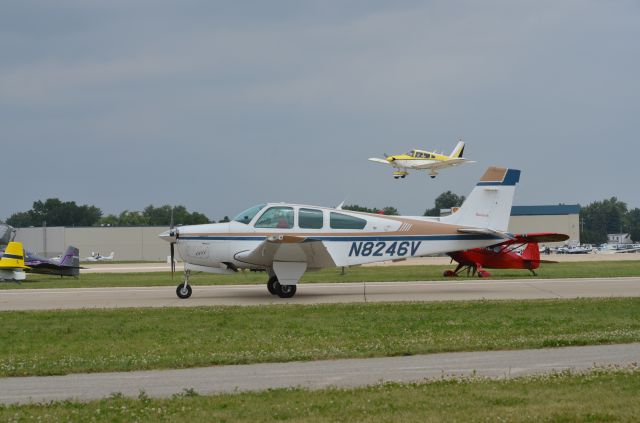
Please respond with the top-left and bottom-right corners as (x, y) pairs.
(509, 205), (580, 246)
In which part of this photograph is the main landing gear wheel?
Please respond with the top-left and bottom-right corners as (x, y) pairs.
(267, 276), (278, 295)
(266, 276), (297, 298)
(176, 283), (192, 299)
(277, 284), (297, 298)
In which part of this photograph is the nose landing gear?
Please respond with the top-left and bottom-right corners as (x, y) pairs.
(176, 269), (192, 299)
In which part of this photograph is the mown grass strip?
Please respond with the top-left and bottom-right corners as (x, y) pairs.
(2, 368), (639, 422)
(1, 298), (639, 377)
(2, 260), (640, 289)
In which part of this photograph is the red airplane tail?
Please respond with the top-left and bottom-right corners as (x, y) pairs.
(521, 243), (540, 261)
(521, 243), (540, 267)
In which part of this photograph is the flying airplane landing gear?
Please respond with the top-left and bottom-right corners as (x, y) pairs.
(176, 270), (192, 299)
(267, 275), (297, 298)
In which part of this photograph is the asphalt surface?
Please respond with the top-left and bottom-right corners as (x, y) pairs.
(1, 343), (638, 404)
(1, 277), (639, 311)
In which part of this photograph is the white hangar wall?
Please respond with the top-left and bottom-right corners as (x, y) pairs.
(15, 226), (171, 261)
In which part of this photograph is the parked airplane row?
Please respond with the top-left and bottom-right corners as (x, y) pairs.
(0, 223), (93, 280)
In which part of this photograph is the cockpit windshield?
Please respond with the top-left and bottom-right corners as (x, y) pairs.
(233, 204), (266, 224)
(407, 150), (415, 157)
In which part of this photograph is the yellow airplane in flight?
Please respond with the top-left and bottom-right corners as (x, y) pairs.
(369, 140), (474, 179)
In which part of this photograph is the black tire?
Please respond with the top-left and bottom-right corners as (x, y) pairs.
(277, 284), (297, 298)
(267, 276), (279, 295)
(176, 283), (192, 299)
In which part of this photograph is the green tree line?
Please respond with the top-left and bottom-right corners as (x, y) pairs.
(5, 199), (218, 227)
(5, 196), (639, 242)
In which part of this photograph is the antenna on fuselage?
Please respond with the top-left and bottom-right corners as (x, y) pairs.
(336, 195), (349, 210)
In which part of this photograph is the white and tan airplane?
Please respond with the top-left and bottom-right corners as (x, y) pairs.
(160, 166), (520, 299)
(369, 140), (474, 179)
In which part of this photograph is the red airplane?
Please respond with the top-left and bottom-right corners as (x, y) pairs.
(444, 232), (569, 277)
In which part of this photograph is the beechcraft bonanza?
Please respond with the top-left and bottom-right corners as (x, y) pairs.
(369, 140), (474, 179)
(160, 166), (521, 299)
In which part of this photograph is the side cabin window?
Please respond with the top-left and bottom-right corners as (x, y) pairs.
(299, 208), (323, 229)
(255, 207), (294, 229)
(407, 150), (415, 157)
(330, 212), (367, 230)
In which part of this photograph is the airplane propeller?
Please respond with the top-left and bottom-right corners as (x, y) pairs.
(169, 208), (177, 279)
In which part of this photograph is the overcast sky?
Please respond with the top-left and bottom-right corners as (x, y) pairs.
(2, 0), (639, 222)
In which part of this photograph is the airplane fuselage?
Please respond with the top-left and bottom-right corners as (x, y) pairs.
(166, 206), (503, 273)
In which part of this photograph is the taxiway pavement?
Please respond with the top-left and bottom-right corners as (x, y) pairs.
(1, 343), (638, 404)
(1, 277), (639, 311)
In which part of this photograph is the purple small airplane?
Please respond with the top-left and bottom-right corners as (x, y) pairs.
(1, 224), (82, 278)
(24, 246), (83, 277)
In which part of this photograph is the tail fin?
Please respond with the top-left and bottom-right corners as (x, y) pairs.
(440, 166), (521, 231)
(521, 243), (540, 261)
(449, 140), (465, 158)
(106, 252), (114, 260)
(60, 246), (80, 268)
(0, 242), (28, 269)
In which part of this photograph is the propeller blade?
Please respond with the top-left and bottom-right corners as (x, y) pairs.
(170, 242), (175, 279)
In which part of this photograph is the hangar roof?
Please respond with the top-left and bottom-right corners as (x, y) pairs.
(511, 204), (580, 216)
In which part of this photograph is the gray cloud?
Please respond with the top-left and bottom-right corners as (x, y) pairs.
(1, 1), (639, 221)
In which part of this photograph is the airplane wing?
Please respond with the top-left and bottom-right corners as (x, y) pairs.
(413, 158), (474, 170)
(508, 233), (570, 244)
(459, 231), (569, 248)
(27, 261), (84, 270)
(368, 158), (390, 165)
(234, 235), (338, 269)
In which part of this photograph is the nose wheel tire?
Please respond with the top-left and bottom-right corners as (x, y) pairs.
(176, 283), (192, 299)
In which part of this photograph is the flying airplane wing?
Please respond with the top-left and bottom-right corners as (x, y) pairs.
(368, 158), (390, 164)
(234, 235), (338, 269)
(413, 158), (474, 170)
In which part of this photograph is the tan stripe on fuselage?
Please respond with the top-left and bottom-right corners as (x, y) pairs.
(183, 215), (466, 238)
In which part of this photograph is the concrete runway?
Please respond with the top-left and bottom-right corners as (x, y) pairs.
(1, 277), (639, 311)
(1, 343), (638, 404)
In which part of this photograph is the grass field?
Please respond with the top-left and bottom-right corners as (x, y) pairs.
(2, 368), (639, 422)
(1, 297), (639, 377)
(2, 260), (640, 289)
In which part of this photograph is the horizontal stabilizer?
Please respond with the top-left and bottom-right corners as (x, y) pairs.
(514, 233), (570, 244)
(457, 227), (510, 239)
